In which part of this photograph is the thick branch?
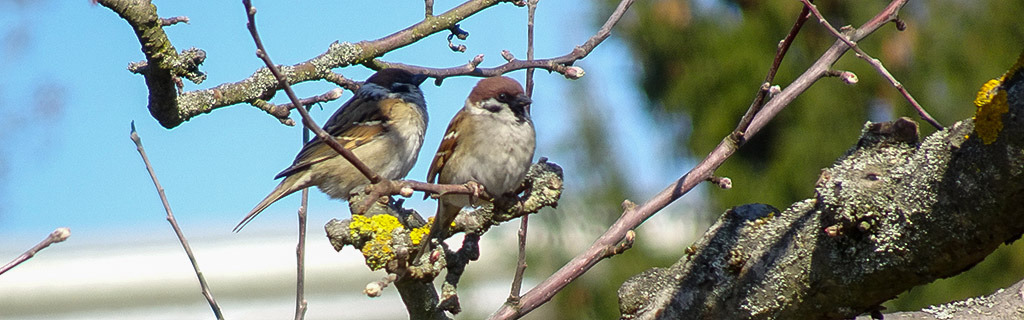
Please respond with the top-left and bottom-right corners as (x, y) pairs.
(618, 67), (1024, 318)
(97, 0), (207, 128)
(854, 279), (1024, 319)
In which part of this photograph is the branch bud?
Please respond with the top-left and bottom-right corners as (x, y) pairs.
(564, 66), (585, 80)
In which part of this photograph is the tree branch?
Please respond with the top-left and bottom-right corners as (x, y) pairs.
(854, 279), (1024, 319)
(0, 228), (70, 276)
(97, 0), (206, 129)
(242, 0), (382, 184)
(490, 1), (910, 318)
(98, 0), (522, 128)
(324, 161), (563, 319)
(367, 0), (633, 83)
(799, 0), (943, 130)
(130, 122), (224, 320)
(619, 91), (1024, 317)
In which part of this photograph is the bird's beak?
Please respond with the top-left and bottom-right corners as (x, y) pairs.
(411, 74), (429, 86)
(515, 94), (533, 107)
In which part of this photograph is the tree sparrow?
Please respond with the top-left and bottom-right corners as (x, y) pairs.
(420, 76), (536, 253)
(235, 68), (429, 231)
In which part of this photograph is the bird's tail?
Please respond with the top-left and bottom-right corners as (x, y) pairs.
(233, 175), (305, 232)
(417, 202), (458, 260)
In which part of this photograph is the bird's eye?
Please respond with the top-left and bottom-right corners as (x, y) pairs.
(498, 93), (510, 101)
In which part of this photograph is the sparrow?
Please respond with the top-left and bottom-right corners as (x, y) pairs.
(234, 68), (429, 232)
(420, 76), (536, 254)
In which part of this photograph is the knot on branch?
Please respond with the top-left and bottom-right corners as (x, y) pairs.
(127, 47), (207, 85)
(818, 118), (920, 237)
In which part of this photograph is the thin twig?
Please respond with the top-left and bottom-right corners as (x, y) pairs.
(735, 3), (812, 136)
(252, 88), (345, 126)
(508, 0), (539, 304)
(489, 1), (910, 318)
(0, 228), (70, 276)
(241, 0), (381, 184)
(799, 0), (942, 130)
(524, 0), (537, 96)
(294, 112), (311, 320)
(130, 122), (224, 320)
(368, 0), (633, 83)
(294, 189), (309, 320)
(160, 16), (190, 26)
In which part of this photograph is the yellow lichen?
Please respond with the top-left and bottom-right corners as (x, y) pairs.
(974, 79), (1002, 108)
(362, 231), (394, 270)
(409, 217), (433, 246)
(972, 51), (1024, 145)
(348, 215), (407, 270)
(974, 88), (1009, 144)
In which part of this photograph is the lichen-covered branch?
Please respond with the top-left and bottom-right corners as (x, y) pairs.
(98, 0), (519, 128)
(853, 278), (1024, 319)
(617, 60), (1024, 318)
(323, 161), (562, 319)
(97, 0), (207, 129)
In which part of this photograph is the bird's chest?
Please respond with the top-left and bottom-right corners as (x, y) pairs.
(387, 107), (428, 161)
(446, 116), (535, 196)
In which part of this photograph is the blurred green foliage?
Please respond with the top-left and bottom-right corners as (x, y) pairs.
(529, 81), (683, 318)
(535, 0), (1024, 316)
(606, 0), (1024, 215)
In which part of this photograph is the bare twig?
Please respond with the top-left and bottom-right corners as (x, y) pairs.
(130, 122), (224, 320)
(323, 72), (361, 92)
(294, 116), (311, 320)
(489, 1), (911, 318)
(799, 0), (942, 130)
(524, 0), (537, 96)
(252, 89), (346, 126)
(601, 230), (634, 259)
(364, 274), (398, 297)
(735, 3), (812, 136)
(252, 88), (345, 126)
(0, 228), (70, 276)
(368, 0), (634, 83)
(295, 188), (309, 320)
(508, 0), (539, 304)
(160, 16), (189, 26)
(241, 0), (381, 184)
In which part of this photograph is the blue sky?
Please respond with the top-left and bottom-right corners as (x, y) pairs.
(0, 0), (687, 246)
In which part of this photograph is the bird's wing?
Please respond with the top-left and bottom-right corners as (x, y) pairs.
(426, 109), (466, 185)
(275, 92), (391, 179)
